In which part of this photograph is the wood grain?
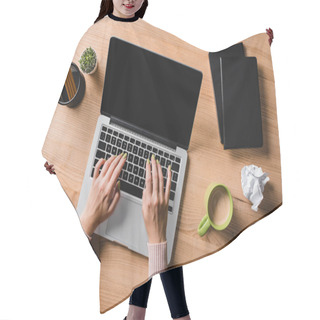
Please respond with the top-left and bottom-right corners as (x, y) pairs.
(42, 15), (282, 313)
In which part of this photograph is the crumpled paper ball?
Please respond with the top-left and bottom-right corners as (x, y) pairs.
(241, 164), (270, 212)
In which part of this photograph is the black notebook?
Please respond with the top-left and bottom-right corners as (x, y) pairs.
(208, 43), (245, 143)
(220, 56), (263, 149)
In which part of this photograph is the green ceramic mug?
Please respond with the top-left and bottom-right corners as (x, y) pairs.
(198, 183), (233, 237)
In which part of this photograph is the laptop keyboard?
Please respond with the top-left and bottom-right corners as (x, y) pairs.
(91, 125), (181, 214)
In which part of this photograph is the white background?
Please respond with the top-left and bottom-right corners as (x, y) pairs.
(1, 0), (319, 319)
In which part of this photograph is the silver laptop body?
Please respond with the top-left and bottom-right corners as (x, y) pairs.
(77, 37), (202, 265)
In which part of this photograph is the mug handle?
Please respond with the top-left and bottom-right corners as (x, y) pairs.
(198, 215), (211, 237)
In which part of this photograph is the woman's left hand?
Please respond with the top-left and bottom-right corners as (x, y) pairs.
(80, 153), (127, 238)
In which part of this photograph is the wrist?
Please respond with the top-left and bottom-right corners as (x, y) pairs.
(148, 234), (166, 244)
(80, 210), (97, 238)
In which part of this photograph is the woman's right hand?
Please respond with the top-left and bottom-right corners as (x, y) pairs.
(142, 154), (172, 244)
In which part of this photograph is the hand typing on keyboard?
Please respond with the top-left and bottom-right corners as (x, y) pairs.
(49, 148), (172, 244)
(142, 154), (172, 244)
(80, 153), (126, 238)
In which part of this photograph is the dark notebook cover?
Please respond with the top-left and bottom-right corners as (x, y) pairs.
(220, 56), (263, 149)
(208, 43), (245, 143)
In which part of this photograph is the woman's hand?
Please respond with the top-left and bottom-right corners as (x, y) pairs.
(80, 153), (127, 238)
(142, 154), (172, 244)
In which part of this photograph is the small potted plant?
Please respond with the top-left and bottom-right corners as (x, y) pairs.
(79, 47), (98, 75)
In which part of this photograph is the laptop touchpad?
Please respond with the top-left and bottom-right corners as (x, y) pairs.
(105, 196), (148, 255)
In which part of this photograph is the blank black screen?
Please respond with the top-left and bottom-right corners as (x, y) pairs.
(101, 37), (202, 150)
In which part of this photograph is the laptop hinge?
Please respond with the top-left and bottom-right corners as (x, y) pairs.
(110, 116), (177, 151)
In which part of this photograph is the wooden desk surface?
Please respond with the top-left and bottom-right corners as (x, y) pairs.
(42, 16), (282, 313)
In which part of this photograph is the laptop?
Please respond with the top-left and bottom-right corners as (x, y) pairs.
(76, 36), (203, 264)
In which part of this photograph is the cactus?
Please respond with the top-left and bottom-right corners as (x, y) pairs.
(79, 47), (97, 74)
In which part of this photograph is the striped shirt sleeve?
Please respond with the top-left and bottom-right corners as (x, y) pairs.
(147, 241), (168, 277)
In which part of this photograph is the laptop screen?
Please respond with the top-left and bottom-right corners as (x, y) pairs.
(100, 37), (203, 150)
